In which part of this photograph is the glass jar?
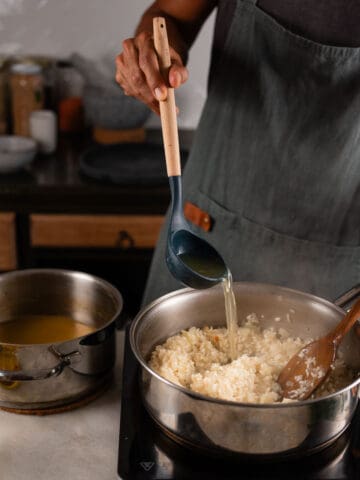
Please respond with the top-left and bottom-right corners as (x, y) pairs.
(10, 62), (44, 136)
(55, 60), (85, 133)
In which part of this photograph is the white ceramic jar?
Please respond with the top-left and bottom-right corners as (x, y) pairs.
(29, 109), (57, 154)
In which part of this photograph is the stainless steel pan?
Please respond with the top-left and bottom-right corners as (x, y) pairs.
(130, 282), (360, 458)
(0, 269), (122, 410)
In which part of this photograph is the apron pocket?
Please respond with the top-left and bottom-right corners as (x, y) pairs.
(187, 191), (360, 301)
(237, 216), (360, 300)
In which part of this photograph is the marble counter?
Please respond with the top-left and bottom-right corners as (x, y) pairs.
(0, 331), (124, 480)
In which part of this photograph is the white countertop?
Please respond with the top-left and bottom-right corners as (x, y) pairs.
(0, 330), (125, 480)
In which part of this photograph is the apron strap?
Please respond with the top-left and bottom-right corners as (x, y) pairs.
(245, 0), (258, 4)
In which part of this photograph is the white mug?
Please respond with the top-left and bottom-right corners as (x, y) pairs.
(29, 110), (57, 154)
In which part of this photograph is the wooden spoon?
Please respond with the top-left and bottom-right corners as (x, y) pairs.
(278, 298), (360, 401)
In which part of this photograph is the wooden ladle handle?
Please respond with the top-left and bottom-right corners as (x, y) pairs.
(153, 17), (181, 177)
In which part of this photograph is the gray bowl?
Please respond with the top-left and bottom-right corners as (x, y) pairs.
(83, 85), (151, 130)
(0, 136), (37, 174)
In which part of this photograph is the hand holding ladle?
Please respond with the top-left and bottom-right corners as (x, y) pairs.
(153, 17), (227, 289)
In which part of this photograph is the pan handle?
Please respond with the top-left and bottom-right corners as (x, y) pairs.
(334, 284), (360, 311)
(0, 349), (80, 382)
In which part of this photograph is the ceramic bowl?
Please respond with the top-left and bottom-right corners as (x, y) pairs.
(83, 85), (151, 130)
(0, 136), (37, 173)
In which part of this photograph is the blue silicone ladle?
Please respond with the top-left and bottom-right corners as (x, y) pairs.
(154, 18), (227, 289)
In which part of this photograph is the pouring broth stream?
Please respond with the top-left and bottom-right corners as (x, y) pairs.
(222, 270), (238, 360)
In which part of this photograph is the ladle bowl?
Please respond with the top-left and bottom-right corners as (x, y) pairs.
(166, 229), (227, 289)
(166, 176), (227, 289)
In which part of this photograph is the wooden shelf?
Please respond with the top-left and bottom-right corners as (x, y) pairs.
(30, 214), (164, 249)
(0, 213), (17, 270)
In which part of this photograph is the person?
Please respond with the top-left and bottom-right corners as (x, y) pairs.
(116, 0), (360, 306)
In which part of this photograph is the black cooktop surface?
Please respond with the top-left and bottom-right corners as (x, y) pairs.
(118, 326), (360, 480)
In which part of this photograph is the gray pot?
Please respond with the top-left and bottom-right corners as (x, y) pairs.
(83, 85), (151, 130)
(0, 269), (122, 410)
(130, 282), (360, 458)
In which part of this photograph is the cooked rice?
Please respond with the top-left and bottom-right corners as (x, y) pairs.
(149, 315), (357, 404)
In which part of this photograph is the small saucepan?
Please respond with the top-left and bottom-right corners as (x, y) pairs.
(130, 282), (360, 458)
(0, 269), (122, 411)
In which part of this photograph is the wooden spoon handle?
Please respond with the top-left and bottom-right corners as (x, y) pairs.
(153, 17), (181, 177)
(332, 297), (360, 345)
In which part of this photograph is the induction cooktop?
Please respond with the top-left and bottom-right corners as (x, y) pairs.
(117, 325), (360, 480)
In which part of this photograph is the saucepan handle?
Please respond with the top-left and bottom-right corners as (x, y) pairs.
(0, 349), (80, 382)
(334, 284), (360, 311)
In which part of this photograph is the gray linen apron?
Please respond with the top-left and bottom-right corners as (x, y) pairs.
(143, 0), (360, 306)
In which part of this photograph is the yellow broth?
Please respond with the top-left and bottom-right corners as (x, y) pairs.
(0, 315), (96, 344)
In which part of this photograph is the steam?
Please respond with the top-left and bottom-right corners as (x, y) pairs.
(37, 0), (48, 9)
(0, 0), (25, 16)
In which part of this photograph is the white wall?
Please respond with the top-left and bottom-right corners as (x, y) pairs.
(0, 0), (215, 128)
